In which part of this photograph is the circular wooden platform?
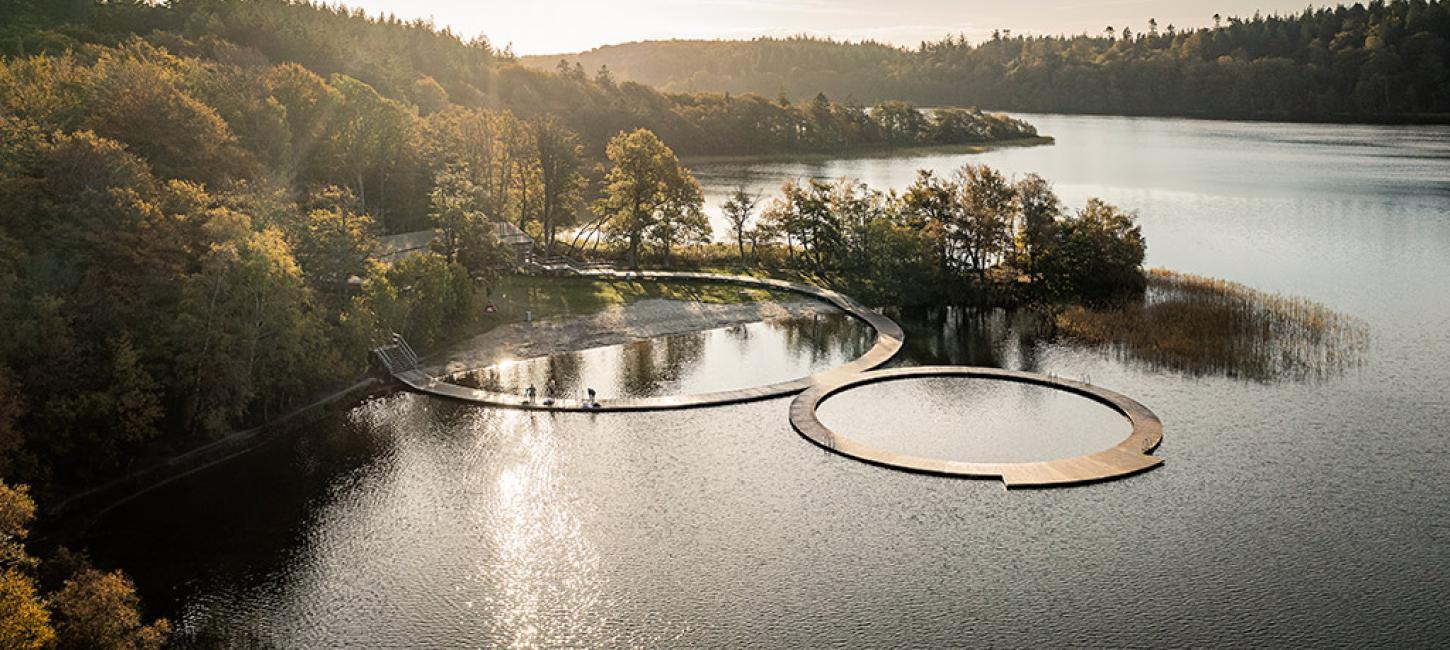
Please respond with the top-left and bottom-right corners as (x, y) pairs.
(788, 366), (1164, 488)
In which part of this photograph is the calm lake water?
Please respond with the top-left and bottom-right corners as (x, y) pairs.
(85, 114), (1450, 647)
(454, 312), (873, 400)
(817, 377), (1132, 464)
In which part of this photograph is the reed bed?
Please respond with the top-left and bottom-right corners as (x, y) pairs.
(1057, 269), (1370, 382)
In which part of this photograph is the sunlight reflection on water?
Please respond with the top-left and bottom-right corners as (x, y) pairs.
(487, 412), (604, 646)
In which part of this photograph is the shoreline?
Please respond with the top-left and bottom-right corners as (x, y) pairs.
(682, 135), (1054, 165)
(42, 376), (386, 539)
(44, 293), (841, 534)
(1002, 108), (1450, 128)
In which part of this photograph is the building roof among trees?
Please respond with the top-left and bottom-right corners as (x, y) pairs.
(492, 222), (534, 247)
(375, 229), (439, 262)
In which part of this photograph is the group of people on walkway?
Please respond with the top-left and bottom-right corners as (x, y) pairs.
(524, 380), (598, 408)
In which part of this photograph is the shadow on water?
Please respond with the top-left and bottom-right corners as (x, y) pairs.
(1055, 269), (1371, 383)
(892, 305), (1056, 371)
(621, 332), (705, 396)
(891, 270), (1368, 384)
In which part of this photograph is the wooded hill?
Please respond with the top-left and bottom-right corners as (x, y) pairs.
(2, 0), (1037, 158)
(524, 1), (1450, 121)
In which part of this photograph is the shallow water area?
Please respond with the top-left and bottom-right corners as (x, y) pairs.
(453, 311), (875, 400)
(815, 376), (1133, 464)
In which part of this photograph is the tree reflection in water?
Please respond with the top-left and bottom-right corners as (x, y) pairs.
(620, 331), (706, 395)
(454, 312), (873, 399)
(893, 270), (1367, 384)
(894, 306), (1055, 372)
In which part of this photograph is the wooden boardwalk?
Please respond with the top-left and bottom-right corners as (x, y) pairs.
(390, 270), (1165, 488)
(393, 270), (905, 412)
(788, 366), (1164, 488)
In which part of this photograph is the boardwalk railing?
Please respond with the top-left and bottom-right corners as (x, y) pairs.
(522, 255), (616, 276)
(393, 333), (421, 367)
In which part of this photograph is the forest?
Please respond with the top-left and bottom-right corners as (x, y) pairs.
(0, 0), (1038, 155)
(564, 130), (1145, 310)
(528, 0), (1450, 120)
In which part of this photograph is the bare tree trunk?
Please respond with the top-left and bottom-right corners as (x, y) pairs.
(186, 268), (227, 434)
(569, 216), (607, 255)
(377, 170), (387, 224)
(247, 292), (263, 396)
(355, 172), (366, 213)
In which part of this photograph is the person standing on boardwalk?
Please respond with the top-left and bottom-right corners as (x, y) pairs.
(526, 384), (536, 403)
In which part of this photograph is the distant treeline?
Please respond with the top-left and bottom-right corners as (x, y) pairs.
(0, 0), (1036, 155)
(527, 0), (1450, 121)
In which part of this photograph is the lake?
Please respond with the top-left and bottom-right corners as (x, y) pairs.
(84, 114), (1450, 647)
(452, 311), (874, 400)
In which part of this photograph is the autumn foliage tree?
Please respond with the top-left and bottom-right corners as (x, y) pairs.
(530, 114), (587, 254)
(0, 480), (167, 650)
(720, 186), (761, 264)
(594, 129), (703, 269)
(51, 568), (170, 650)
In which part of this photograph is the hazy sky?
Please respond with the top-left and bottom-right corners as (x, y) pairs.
(339, 0), (1326, 55)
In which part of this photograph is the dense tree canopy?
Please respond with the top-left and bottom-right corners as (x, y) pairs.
(0, 480), (168, 650)
(756, 165), (1146, 306)
(0, 30), (579, 491)
(531, 1), (1450, 120)
(0, 0), (1038, 156)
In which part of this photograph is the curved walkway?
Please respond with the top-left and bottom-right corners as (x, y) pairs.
(393, 270), (905, 412)
(789, 366), (1164, 488)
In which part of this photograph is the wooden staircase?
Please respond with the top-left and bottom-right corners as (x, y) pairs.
(371, 333), (421, 374)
